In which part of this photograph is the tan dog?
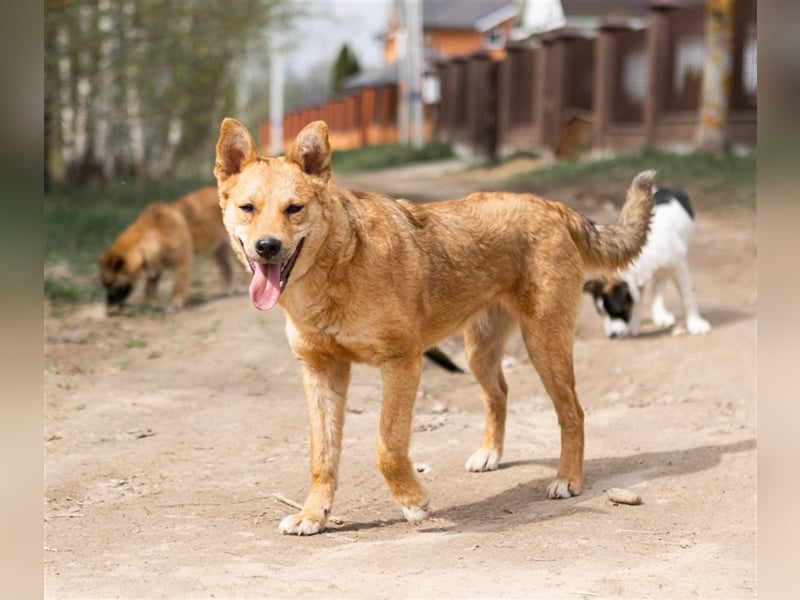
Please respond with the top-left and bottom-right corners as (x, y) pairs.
(99, 186), (234, 312)
(214, 118), (655, 535)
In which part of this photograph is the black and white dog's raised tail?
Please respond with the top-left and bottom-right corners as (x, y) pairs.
(584, 188), (711, 338)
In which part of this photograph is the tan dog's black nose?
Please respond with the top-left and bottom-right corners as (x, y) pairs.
(256, 237), (282, 259)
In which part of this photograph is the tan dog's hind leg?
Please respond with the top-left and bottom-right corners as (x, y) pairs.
(520, 300), (584, 499)
(377, 355), (430, 524)
(279, 357), (351, 535)
(463, 304), (516, 472)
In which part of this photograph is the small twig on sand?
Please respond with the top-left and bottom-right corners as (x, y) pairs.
(272, 492), (303, 511)
(272, 492), (344, 525)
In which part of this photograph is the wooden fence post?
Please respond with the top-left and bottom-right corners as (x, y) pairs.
(594, 18), (633, 151)
(644, 2), (676, 146)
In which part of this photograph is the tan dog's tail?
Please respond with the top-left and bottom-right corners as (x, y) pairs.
(564, 170), (656, 273)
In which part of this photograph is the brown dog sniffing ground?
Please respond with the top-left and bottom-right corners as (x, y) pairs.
(99, 186), (234, 313)
(215, 118), (654, 535)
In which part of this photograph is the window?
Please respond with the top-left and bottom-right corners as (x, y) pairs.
(484, 28), (505, 50)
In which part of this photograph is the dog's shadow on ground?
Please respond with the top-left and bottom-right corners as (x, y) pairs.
(331, 438), (755, 535)
(106, 288), (248, 317)
(615, 307), (754, 341)
(701, 307), (754, 330)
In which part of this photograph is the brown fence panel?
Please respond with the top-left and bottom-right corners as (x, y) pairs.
(612, 28), (647, 124)
(436, 56), (470, 145)
(663, 6), (705, 113)
(463, 53), (501, 156)
(435, 61), (453, 140)
(563, 37), (594, 112)
(452, 58), (468, 130)
(731, 0), (757, 110)
(507, 46), (536, 126)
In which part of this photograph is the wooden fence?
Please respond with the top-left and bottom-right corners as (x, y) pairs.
(262, 0), (756, 158)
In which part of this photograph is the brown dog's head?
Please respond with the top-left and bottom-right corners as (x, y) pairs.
(583, 278), (634, 338)
(214, 118), (333, 311)
(98, 250), (138, 309)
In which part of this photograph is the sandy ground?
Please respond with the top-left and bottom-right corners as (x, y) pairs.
(44, 162), (756, 599)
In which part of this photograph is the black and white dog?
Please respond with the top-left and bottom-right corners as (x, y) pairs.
(584, 188), (711, 338)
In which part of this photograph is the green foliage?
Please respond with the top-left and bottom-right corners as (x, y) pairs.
(332, 142), (456, 174)
(45, 1), (299, 183)
(331, 44), (361, 96)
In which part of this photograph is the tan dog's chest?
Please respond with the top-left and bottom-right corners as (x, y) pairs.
(284, 291), (419, 366)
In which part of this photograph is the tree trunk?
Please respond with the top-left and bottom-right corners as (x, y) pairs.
(695, 0), (736, 154)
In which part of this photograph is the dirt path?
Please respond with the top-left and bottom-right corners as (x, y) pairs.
(44, 162), (756, 599)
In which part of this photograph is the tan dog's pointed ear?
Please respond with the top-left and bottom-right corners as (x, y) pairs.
(214, 118), (258, 182)
(287, 121), (331, 182)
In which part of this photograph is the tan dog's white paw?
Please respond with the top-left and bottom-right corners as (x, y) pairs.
(546, 479), (578, 499)
(465, 449), (501, 472)
(401, 503), (430, 525)
(278, 512), (326, 536)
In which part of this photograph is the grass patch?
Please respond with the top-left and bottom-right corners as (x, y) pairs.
(123, 334), (148, 349)
(331, 141), (455, 175)
(511, 148), (756, 208)
(44, 276), (97, 304)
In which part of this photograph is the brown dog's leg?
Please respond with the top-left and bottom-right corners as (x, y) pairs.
(144, 273), (161, 303)
(463, 304), (516, 472)
(377, 355), (429, 523)
(279, 356), (351, 535)
(520, 313), (584, 498)
(212, 242), (234, 294)
(167, 248), (192, 312)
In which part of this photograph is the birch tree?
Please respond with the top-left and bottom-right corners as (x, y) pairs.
(695, 0), (737, 154)
(45, 0), (296, 184)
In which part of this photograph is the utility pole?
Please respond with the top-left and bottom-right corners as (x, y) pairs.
(406, 0), (424, 149)
(396, 0), (424, 148)
(397, 20), (409, 145)
(695, 0), (736, 154)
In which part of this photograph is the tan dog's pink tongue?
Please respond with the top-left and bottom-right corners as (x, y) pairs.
(249, 262), (281, 311)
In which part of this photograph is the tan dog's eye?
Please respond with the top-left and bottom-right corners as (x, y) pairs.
(285, 204), (303, 215)
(239, 204), (255, 213)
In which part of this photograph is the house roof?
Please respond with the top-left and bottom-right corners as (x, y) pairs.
(342, 61), (399, 92)
(423, 0), (518, 32)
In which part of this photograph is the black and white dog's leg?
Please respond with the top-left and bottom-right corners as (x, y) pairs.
(650, 273), (676, 328)
(673, 261), (711, 335)
(627, 285), (644, 337)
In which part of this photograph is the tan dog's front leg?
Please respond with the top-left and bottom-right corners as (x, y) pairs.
(279, 357), (350, 535)
(377, 355), (430, 524)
